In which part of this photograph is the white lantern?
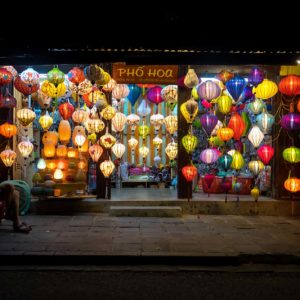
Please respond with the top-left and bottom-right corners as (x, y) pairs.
(54, 168), (63, 181)
(112, 84), (130, 100)
(128, 137), (138, 149)
(18, 139), (34, 158)
(112, 142), (126, 159)
(72, 108), (88, 124)
(139, 145), (149, 158)
(150, 114), (164, 130)
(20, 67), (39, 85)
(75, 131), (86, 147)
(165, 141), (178, 160)
(137, 99), (151, 117)
(126, 114), (140, 131)
(100, 159), (115, 177)
(248, 125), (264, 148)
(112, 112), (127, 132)
(37, 158), (46, 170)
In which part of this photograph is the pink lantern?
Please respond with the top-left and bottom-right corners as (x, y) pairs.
(89, 144), (103, 162)
(147, 86), (163, 105)
(200, 148), (219, 164)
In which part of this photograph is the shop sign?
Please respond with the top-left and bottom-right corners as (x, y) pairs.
(112, 64), (178, 84)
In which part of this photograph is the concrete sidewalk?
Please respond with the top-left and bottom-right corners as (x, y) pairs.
(0, 214), (300, 263)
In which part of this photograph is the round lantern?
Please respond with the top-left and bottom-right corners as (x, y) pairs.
(84, 64), (103, 84)
(0, 145), (16, 167)
(83, 88), (107, 107)
(20, 68), (39, 85)
(182, 133), (198, 154)
(248, 125), (264, 148)
(279, 75), (300, 97)
(42, 131), (58, 146)
(256, 111), (275, 134)
(112, 112), (127, 132)
(56, 145), (67, 158)
(164, 116), (177, 135)
(128, 137), (138, 149)
(230, 151), (244, 170)
(85, 118), (105, 133)
(72, 108), (88, 124)
(18, 139), (34, 158)
(137, 99), (151, 117)
(200, 148), (219, 164)
(112, 143), (126, 159)
(182, 165), (197, 182)
(282, 147), (300, 163)
(14, 76), (39, 96)
(281, 113), (300, 131)
(284, 177), (300, 193)
(165, 141), (178, 160)
(217, 94), (232, 114)
(180, 99), (198, 123)
(96, 71), (111, 86)
(101, 105), (116, 120)
(139, 145), (149, 158)
(100, 160), (115, 178)
(39, 111), (53, 131)
(127, 114), (140, 131)
(68, 67), (85, 85)
(58, 120), (71, 144)
(248, 160), (264, 176)
(47, 67), (65, 86)
(228, 113), (245, 141)
(161, 85), (177, 109)
(248, 98), (265, 114)
(100, 132), (116, 149)
(138, 124), (150, 139)
(37, 158), (46, 170)
(248, 67), (264, 87)
(200, 113), (218, 136)
(0, 122), (17, 138)
(17, 108), (36, 127)
(43, 141), (55, 158)
(112, 84), (130, 100)
(54, 169), (64, 182)
(147, 86), (163, 106)
(0, 68), (13, 86)
(257, 144), (274, 165)
(150, 114), (164, 130)
(197, 80), (221, 100)
(69, 79), (92, 96)
(217, 127), (234, 142)
(153, 136), (163, 149)
(89, 144), (103, 162)
(102, 78), (117, 92)
(218, 154), (233, 171)
(59, 102), (75, 120)
(252, 79), (278, 99)
(251, 187), (260, 202)
(184, 69), (199, 88)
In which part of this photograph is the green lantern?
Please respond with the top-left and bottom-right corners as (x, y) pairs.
(167, 101), (177, 111)
(32, 172), (42, 184)
(217, 94), (232, 114)
(247, 98), (264, 114)
(182, 133), (198, 154)
(209, 136), (224, 147)
(218, 154), (233, 171)
(283, 146), (300, 163)
(47, 67), (65, 86)
(241, 111), (251, 136)
(192, 119), (202, 129)
(138, 124), (150, 139)
(231, 151), (244, 170)
(248, 160), (264, 176)
(191, 86), (199, 100)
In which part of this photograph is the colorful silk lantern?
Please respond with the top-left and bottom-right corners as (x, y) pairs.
(217, 127), (234, 142)
(180, 99), (198, 123)
(127, 114), (140, 131)
(225, 75), (246, 101)
(218, 154), (233, 171)
(0, 68), (13, 87)
(84, 64), (103, 84)
(248, 160), (264, 176)
(100, 132), (116, 149)
(184, 69), (199, 88)
(248, 98), (265, 114)
(83, 88), (107, 107)
(14, 76), (39, 96)
(112, 84), (130, 100)
(241, 112), (251, 136)
(153, 136), (163, 148)
(47, 67), (65, 86)
(112, 143), (126, 159)
(68, 67), (85, 85)
(59, 102), (75, 120)
(96, 71), (111, 86)
(216, 70), (234, 83)
(231, 151), (244, 170)
(147, 86), (163, 105)
(248, 67), (264, 87)
(165, 141), (178, 160)
(72, 108), (88, 124)
(150, 114), (164, 130)
(101, 105), (116, 120)
(39, 111), (53, 131)
(228, 113), (245, 141)
(20, 68), (39, 86)
(58, 120), (71, 144)
(37, 158), (46, 170)
(100, 159), (115, 178)
(127, 84), (142, 107)
(197, 80), (221, 100)
(200, 148), (219, 164)
(112, 112), (127, 132)
(217, 94), (232, 114)
(284, 177), (300, 193)
(280, 113), (300, 131)
(200, 113), (218, 136)
(257, 144), (274, 165)
(164, 115), (178, 135)
(182, 133), (198, 154)
(102, 78), (117, 92)
(182, 165), (197, 182)
(253, 79), (278, 99)
(137, 99), (151, 117)
(256, 111), (275, 134)
(248, 125), (264, 148)
(85, 118), (105, 133)
(0, 122), (17, 138)
(0, 145), (16, 167)
(17, 108), (36, 127)
(282, 147), (300, 163)
(161, 85), (177, 109)
(279, 75), (300, 97)
(211, 120), (223, 136)
(128, 137), (138, 149)
(18, 139), (34, 158)
(139, 145), (149, 158)
(138, 124), (150, 139)
(251, 186), (260, 202)
(89, 144), (103, 162)
(233, 182), (243, 201)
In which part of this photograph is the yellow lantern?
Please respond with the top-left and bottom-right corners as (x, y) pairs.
(150, 114), (164, 130)
(164, 115), (178, 135)
(165, 141), (178, 160)
(78, 159), (87, 170)
(112, 112), (127, 132)
(101, 105), (116, 120)
(74, 131), (86, 148)
(217, 94), (232, 114)
(100, 159), (115, 177)
(58, 120), (71, 144)
(284, 177), (300, 193)
(47, 161), (57, 170)
(43, 141), (55, 158)
(72, 108), (88, 124)
(180, 99), (198, 123)
(128, 137), (138, 149)
(248, 160), (264, 176)
(42, 131), (59, 146)
(138, 124), (150, 139)
(217, 127), (234, 142)
(56, 145), (67, 158)
(67, 147), (78, 158)
(96, 72), (111, 86)
(18, 139), (34, 158)
(251, 186), (260, 202)
(230, 151), (244, 170)
(17, 108), (36, 127)
(191, 86), (199, 100)
(182, 133), (198, 153)
(54, 168), (64, 181)
(153, 136), (162, 149)
(0, 145), (16, 167)
(253, 79), (278, 99)
(100, 132), (116, 149)
(112, 142), (126, 159)
(39, 111), (53, 131)
(57, 160), (68, 170)
(102, 78), (117, 92)
(184, 69), (199, 88)
(84, 118), (105, 133)
(248, 125), (264, 148)
(37, 158), (46, 170)
(139, 145), (149, 158)
(89, 144), (103, 162)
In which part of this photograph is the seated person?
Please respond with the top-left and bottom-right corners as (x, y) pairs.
(0, 183), (32, 233)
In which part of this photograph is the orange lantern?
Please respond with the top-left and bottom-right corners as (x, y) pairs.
(279, 75), (300, 97)
(72, 108), (88, 124)
(58, 120), (71, 144)
(67, 147), (78, 158)
(43, 141), (56, 158)
(228, 113), (245, 141)
(68, 67), (85, 85)
(56, 145), (67, 158)
(217, 127), (234, 142)
(0, 145), (16, 167)
(46, 161), (57, 170)
(42, 131), (59, 146)
(284, 177), (300, 193)
(182, 165), (197, 182)
(89, 144), (103, 162)
(58, 102), (75, 120)
(0, 122), (17, 138)
(57, 160), (68, 170)
(78, 159), (87, 170)
(79, 138), (89, 153)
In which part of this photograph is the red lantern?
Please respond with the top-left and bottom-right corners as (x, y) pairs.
(14, 76), (39, 96)
(67, 67), (85, 85)
(0, 68), (13, 86)
(203, 174), (215, 197)
(58, 102), (75, 120)
(221, 180), (232, 203)
(182, 165), (197, 182)
(257, 144), (274, 165)
(279, 75), (300, 97)
(228, 113), (245, 141)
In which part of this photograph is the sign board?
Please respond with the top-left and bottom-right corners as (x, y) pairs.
(112, 64), (178, 84)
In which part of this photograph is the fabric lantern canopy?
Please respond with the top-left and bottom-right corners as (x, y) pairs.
(248, 125), (264, 148)
(283, 146), (300, 163)
(251, 187), (260, 202)
(41, 80), (67, 98)
(85, 118), (105, 133)
(225, 75), (246, 101)
(252, 79), (278, 99)
(164, 115), (178, 135)
(47, 67), (65, 86)
(150, 114), (164, 130)
(248, 67), (264, 87)
(217, 127), (234, 142)
(89, 144), (103, 162)
(200, 148), (219, 164)
(248, 98), (265, 114)
(128, 137), (138, 149)
(182, 133), (198, 154)
(101, 105), (116, 120)
(216, 70), (234, 83)
(102, 78), (117, 92)
(58, 120), (71, 144)
(248, 160), (264, 176)
(18, 139), (34, 158)
(256, 111), (275, 134)
(279, 75), (300, 97)
(37, 158), (46, 170)
(230, 151), (244, 170)
(184, 69), (199, 88)
(139, 145), (149, 158)
(112, 112), (127, 132)
(0, 145), (16, 167)
(138, 124), (150, 139)
(17, 108), (36, 127)
(137, 99), (151, 117)
(180, 99), (198, 123)
(197, 80), (221, 100)
(84, 64), (103, 84)
(281, 113), (300, 131)
(165, 141), (178, 160)
(218, 154), (233, 171)
(59, 102), (75, 120)
(284, 177), (300, 193)
(100, 159), (115, 178)
(39, 111), (53, 131)
(112, 143), (126, 159)
(112, 84), (130, 100)
(56, 145), (67, 158)
(182, 165), (197, 182)
(217, 94), (232, 114)
(257, 144), (274, 165)
(153, 136), (162, 149)
(200, 113), (218, 136)
(100, 133), (116, 149)
(0, 122), (17, 138)
(228, 113), (245, 141)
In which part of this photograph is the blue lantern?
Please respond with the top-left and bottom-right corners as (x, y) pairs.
(127, 84), (142, 108)
(256, 111), (275, 134)
(226, 75), (246, 101)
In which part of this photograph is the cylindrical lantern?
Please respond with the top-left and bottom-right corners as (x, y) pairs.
(0, 122), (17, 138)
(100, 160), (115, 178)
(217, 94), (232, 114)
(282, 146), (300, 163)
(128, 137), (138, 149)
(89, 144), (103, 162)
(182, 133), (198, 154)
(257, 144), (274, 165)
(139, 145), (149, 158)
(58, 120), (71, 144)
(200, 148), (219, 164)
(43, 141), (55, 158)
(248, 160), (264, 176)
(164, 115), (178, 135)
(248, 125), (264, 148)
(112, 112), (127, 132)
(39, 111), (53, 131)
(284, 177), (300, 193)
(165, 141), (178, 160)
(182, 165), (197, 182)
(42, 131), (58, 146)
(217, 127), (234, 142)
(112, 143), (126, 159)
(56, 145), (67, 158)
(256, 111), (275, 134)
(0, 145), (16, 167)
(17, 108), (36, 127)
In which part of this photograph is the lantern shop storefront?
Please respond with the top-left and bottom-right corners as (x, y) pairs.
(0, 63), (299, 211)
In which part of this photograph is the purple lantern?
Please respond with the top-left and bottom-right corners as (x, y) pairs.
(200, 148), (219, 164)
(248, 67), (264, 87)
(200, 113), (218, 136)
(281, 113), (300, 131)
(225, 75), (246, 101)
(197, 80), (221, 101)
(147, 86), (163, 105)
(239, 85), (253, 103)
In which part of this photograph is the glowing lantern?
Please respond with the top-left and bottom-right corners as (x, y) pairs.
(20, 67), (39, 85)
(101, 105), (116, 120)
(43, 141), (55, 158)
(18, 139), (34, 158)
(17, 108), (36, 127)
(47, 67), (65, 86)
(69, 79), (92, 96)
(42, 131), (58, 146)
(100, 159), (115, 177)
(150, 114), (164, 130)
(164, 115), (178, 135)
(161, 85), (177, 109)
(96, 71), (111, 86)
(58, 120), (71, 144)
(217, 127), (234, 142)
(78, 160), (87, 170)
(68, 67), (85, 85)
(39, 111), (53, 131)
(138, 124), (150, 139)
(72, 108), (88, 124)
(89, 144), (103, 162)
(82, 88), (107, 107)
(56, 145), (67, 158)
(75, 131), (86, 148)
(191, 86), (199, 100)
(139, 145), (149, 158)
(58, 102), (75, 120)
(218, 154), (233, 171)
(0, 122), (17, 138)
(200, 113), (218, 136)
(256, 111), (275, 134)
(200, 148), (219, 164)
(41, 80), (67, 98)
(217, 94), (232, 114)
(282, 147), (300, 163)
(216, 70), (234, 83)
(102, 78), (117, 92)
(197, 80), (221, 100)
(137, 99), (151, 117)
(248, 98), (265, 114)
(147, 86), (163, 106)
(112, 112), (127, 132)
(226, 75), (246, 101)
(85, 118), (105, 133)
(284, 177), (300, 193)
(37, 158), (46, 170)
(230, 151), (245, 170)
(228, 113), (245, 141)
(153, 136), (162, 149)
(182, 165), (197, 182)
(112, 84), (130, 100)
(180, 99), (198, 123)
(252, 79), (278, 99)
(47, 161), (57, 170)
(251, 187), (260, 202)
(184, 69), (199, 88)
(165, 141), (178, 160)
(248, 160), (264, 176)
(54, 169), (64, 181)
(0, 145), (16, 167)
(248, 67), (264, 87)
(0, 68), (13, 86)
(248, 125), (264, 148)
(257, 145), (274, 165)
(100, 132), (116, 149)
(126, 114), (140, 131)
(128, 137), (138, 149)
(281, 113), (300, 131)
(112, 143), (126, 159)
(279, 75), (300, 97)
(182, 133), (198, 154)
(67, 147), (78, 158)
